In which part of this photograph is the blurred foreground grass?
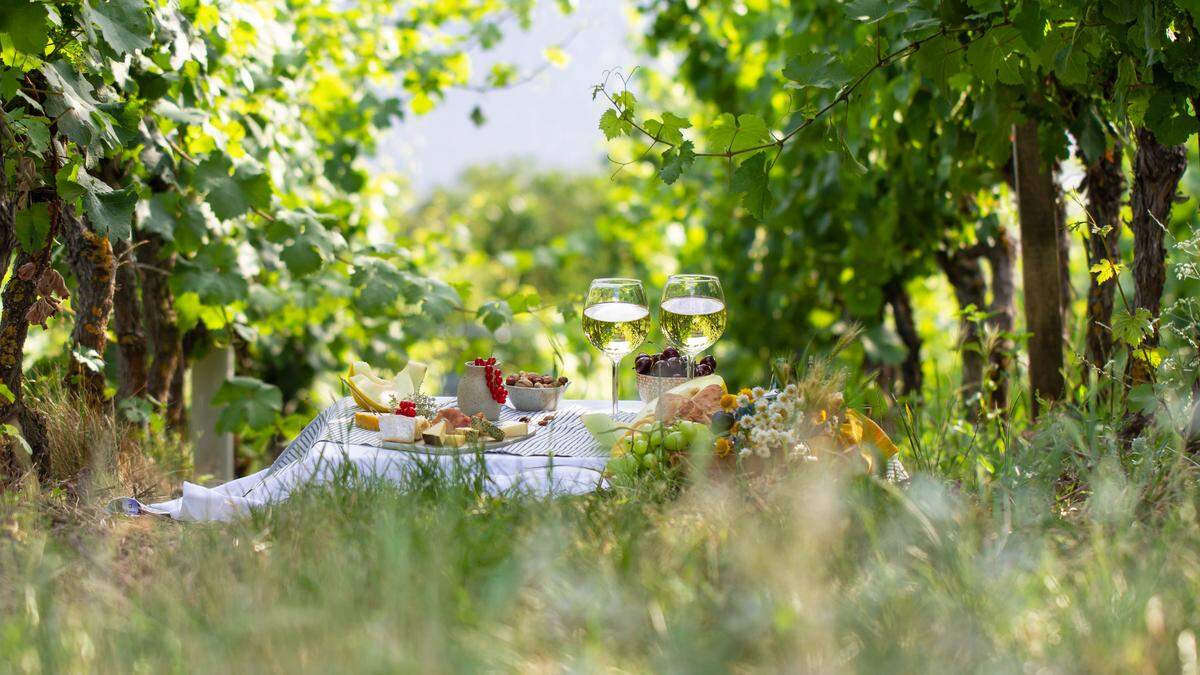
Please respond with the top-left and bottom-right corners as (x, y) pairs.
(3, 421), (1200, 674)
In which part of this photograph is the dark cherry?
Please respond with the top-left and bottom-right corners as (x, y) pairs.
(661, 347), (679, 360)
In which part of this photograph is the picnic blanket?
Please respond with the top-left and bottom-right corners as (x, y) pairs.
(145, 398), (637, 522)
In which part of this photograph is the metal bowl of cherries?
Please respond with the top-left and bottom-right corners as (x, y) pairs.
(633, 349), (716, 402)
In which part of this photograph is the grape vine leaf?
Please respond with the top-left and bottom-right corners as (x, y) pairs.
(644, 111), (691, 145)
(85, 186), (138, 241)
(844, 0), (908, 23)
(41, 62), (105, 149)
(195, 155), (272, 221)
(14, 203), (50, 253)
(660, 140), (696, 184)
(477, 300), (514, 333)
(213, 376), (282, 433)
(0, 0), (48, 56)
(174, 242), (248, 305)
(599, 109), (631, 140)
(139, 191), (180, 240)
(421, 277), (463, 321)
(281, 240), (323, 277)
(704, 113), (771, 153)
(731, 151), (772, 220)
(351, 258), (423, 313)
(1111, 307), (1154, 348)
(84, 0), (152, 54)
(782, 55), (848, 89)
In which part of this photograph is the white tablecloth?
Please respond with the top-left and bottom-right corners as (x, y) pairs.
(149, 399), (639, 522)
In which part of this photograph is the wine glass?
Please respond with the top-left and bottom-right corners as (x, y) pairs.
(583, 278), (650, 417)
(660, 274), (726, 379)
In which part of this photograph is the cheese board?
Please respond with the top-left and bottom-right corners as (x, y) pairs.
(379, 425), (539, 455)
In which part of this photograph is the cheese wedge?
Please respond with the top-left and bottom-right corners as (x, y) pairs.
(421, 420), (448, 446)
(442, 434), (467, 448)
(354, 412), (379, 431)
(498, 421), (528, 439)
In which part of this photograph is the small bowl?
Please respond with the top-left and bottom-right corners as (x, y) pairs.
(507, 382), (569, 412)
(636, 373), (692, 402)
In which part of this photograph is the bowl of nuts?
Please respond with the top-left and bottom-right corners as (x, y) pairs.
(505, 371), (570, 412)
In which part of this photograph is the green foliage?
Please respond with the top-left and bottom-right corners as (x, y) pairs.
(213, 375), (283, 433)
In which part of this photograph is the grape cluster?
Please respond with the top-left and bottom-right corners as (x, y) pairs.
(633, 347), (717, 377)
(606, 420), (714, 479)
(473, 357), (508, 404)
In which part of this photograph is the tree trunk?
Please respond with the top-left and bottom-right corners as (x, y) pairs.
(939, 249), (988, 406)
(1013, 119), (1066, 417)
(63, 210), (116, 408)
(1081, 145), (1125, 373)
(0, 249), (45, 476)
(985, 229), (1016, 412)
(1128, 128), (1187, 386)
(113, 240), (147, 400)
(138, 234), (182, 414)
(1055, 190), (1073, 345)
(884, 279), (922, 397)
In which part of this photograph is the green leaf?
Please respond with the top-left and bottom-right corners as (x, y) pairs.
(195, 155), (272, 221)
(0, 0), (48, 56)
(213, 376), (282, 433)
(281, 239), (323, 277)
(477, 300), (513, 333)
(643, 111), (691, 145)
(1013, 0), (1044, 48)
(613, 90), (637, 116)
(174, 242), (248, 305)
(140, 191), (180, 240)
(782, 55), (848, 89)
(1111, 307), (1153, 348)
(843, 0), (906, 23)
(85, 186), (138, 241)
(660, 140), (696, 184)
(14, 203), (50, 253)
(351, 258), (424, 313)
(599, 108), (631, 140)
(703, 113), (771, 154)
(41, 63), (104, 149)
(731, 151), (773, 220)
(84, 0), (152, 55)
(72, 348), (106, 373)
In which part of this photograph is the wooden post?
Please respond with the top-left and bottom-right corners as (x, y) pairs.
(190, 345), (234, 482)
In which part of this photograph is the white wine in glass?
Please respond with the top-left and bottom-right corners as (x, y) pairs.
(584, 279), (649, 416)
(660, 274), (726, 378)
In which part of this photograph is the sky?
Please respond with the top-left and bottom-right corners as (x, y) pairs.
(378, 2), (639, 194)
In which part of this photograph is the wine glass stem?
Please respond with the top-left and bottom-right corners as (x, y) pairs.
(610, 357), (621, 417)
(686, 353), (696, 379)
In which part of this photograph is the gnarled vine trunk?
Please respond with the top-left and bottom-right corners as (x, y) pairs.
(1081, 146), (1125, 373)
(985, 229), (1016, 412)
(113, 239), (148, 400)
(939, 249), (987, 407)
(63, 210), (115, 409)
(138, 233), (183, 421)
(885, 279), (922, 397)
(1128, 128), (1187, 387)
(1013, 120), (1066, 417)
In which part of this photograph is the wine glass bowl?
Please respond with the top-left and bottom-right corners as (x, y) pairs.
(660, 274), (726, 379)
(583, 278), (649, 416)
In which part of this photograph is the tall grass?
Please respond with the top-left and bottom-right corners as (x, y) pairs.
(3, 391), (1200, 673)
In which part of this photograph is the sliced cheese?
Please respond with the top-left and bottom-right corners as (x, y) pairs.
(354, 412), (379, 431)
(498, 421), (528, 439)
(443, 434), (467, 448)
(421, 420), (448, 446)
